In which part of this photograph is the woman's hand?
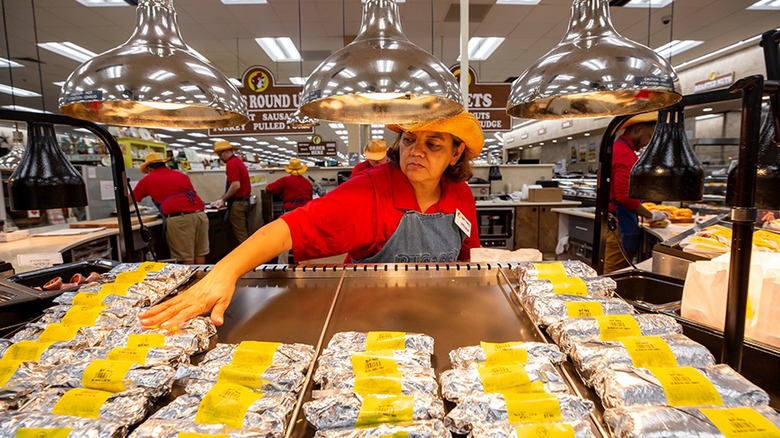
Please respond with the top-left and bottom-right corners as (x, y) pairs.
(139, 270), (236, 329)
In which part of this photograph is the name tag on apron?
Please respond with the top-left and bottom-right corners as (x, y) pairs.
(454, 209), (472, 236)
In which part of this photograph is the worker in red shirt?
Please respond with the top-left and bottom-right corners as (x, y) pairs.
(212, 140), (252, 243)
(133, 153), (209, 264)
(351, 138), (389, 178)
(606, 112), (669, 272)
(140, 112), (484, 329)
(267, 158), (313, 213)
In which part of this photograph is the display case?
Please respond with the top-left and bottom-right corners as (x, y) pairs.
(116, 137), (167, 170)
(554, 177), (597, 207)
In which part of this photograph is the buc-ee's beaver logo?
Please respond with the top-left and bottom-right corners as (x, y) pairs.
(247, 70), (270, 93)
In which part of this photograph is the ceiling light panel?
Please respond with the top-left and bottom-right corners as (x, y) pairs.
(75, 0), (129, 6)
(0, 83), (41, 97)
(221, 0), (267, 3)
(255, 37), (302, 62)
(747, 0), (780, 9)
(623, 0), (674, 7)
(38, 42), (98, 62)
(655, 40), (704, 58)
(458, 37), (505, 61)
(0, 57), (22, 68)
(496, 0), (540, 4)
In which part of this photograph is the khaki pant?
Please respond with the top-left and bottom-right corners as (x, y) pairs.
(166, 211), (209, 262)
(229, 200), (250, 243)
(604, 228), (631, 273)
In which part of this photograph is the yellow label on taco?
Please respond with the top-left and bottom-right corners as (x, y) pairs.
(619, 336), (678, 368)
(107, 347), (151, 365)
(365, 332), (406, 351)
(217, 364), (269, 390)
(231, 341), (281, 365)
(4, 340), (54, 361)
(126, 333), (165, 348)
(513, 423), (575, 438)
(352, 351), (403, 394)
(504, 393), (563, 423)
(477, 364), (545, 394)
(551, 277), (588, 297)
(481, 341), (529, 365)
(531, 262), (567, 281)
(194, 382), (263, 428)
(0, 358), (22, 386)
(62, 305), (106, 326)
(565, 301), (604, 318)
(81, 359), (134, 393)
(38, 323), (81, 343)
(16, 428), (73, 438)
(52, 388), (113, 419)
(700, 407), (780, 438)
(648, 366), (724, 407)
(595, 315), (641, 340)
(355, 395), (414, 428)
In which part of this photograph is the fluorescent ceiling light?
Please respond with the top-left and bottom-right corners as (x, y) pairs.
(255, 37), (301, 62)
(289, 77), (307, 85)
(675, 33), (764, 70)
(654, 40), (704, 58)
(38, 42), (97, 63)
(2, 104), (47, 113)
(695, 114), (720, 121)
(0, 57), (22, 68)
(188, 132), (208, 137)
(458, 37), (505, 61)
(221, 0), (267, 3)
(229, 78), (242, 87)
(702, 107), (713, 112)
(747, 0), (780, 10)
(156, 133), (173, 138)
(178, 138), (195, 143)
(623, 0), (674, 8)
(496, 0), (540, 4)
(75, 0), (129, 6)
(0, 83), (41, 97)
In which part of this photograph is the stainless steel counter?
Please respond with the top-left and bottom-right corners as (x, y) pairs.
(202, 263), (608, 438)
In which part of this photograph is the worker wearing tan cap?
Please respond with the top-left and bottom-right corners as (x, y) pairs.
(140, 111), (485, 329)
(606, 112), (670, 273)
(351, 138), (389, 178)
(212, 140), (251, 243)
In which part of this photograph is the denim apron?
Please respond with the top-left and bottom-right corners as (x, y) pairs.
(355, 211), (466, 263)
(613, 137), (640, 257)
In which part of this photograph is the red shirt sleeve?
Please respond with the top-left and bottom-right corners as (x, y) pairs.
(611, 139), (642, 212)
(266, 178), (283, 194)
(133, 177), (148, 202)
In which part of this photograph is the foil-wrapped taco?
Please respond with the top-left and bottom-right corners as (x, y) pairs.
(0, 361), (51, 410)
(518, 276), (616, 299)
(9, 322), (112, 350)
(449, 342), (565, 368)
(317, 348), (432, 372)
(175, 362), (306, 395)
(38, 304), (142, 327)
(521, 295), (635, 327)
(96, 316), (216, 355)
(201, 341), (316, 370)
(546, 314), (682, 353)
(603, 405), (780, 438)
(0, 340), (78, 365)
(593, 364), (770, 409)
(45, 358), (176, 398)
(325, 332), (434, 355)
(569, 333), (716, 386)
(130, 418), (278, 438)
(469, 420), (596, 438)
(444, 392), (594, 434)
(316, 366), (438, 396)
(514, 261), (597, 283)
(20, 387), (152, 426)
(303, 392), (444, 430)
(440, 363), (569, 403)
(72, 345), (190, 367)
(313, 420), (449, 438)
(0, 411), (127, 437)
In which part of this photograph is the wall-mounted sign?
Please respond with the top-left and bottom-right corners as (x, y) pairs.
(208, 66), (314, 137)
(693, 71), (735, 93)
(450, 66), (511, 132)
(537, 127), (547, 135)
(561, 120), (573, 129)
(298, 140), (337, 157)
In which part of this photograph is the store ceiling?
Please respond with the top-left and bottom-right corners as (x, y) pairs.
(0, 0), (778, 164)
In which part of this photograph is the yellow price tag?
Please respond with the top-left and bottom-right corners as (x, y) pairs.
(531, 262), (568, 281)
(352, 351), (403, 394)
(16, 428), (73, 438)
(231, 341), (281, 366)
(107, 347), (151, 365)
(378, 433), (409, 438)
(477, 364), (545, 394)
(513, 423), (575, 438)
(355, 395), (414, 427)
(504, 393), (563, 423)
(0, 358), (22, 386)
(179, 433), (229, 438)
(365, 332), (406, 351)
(81, 359), (134, 393)
(217, 364), (269, 390)
(595, 315), (641, 340)
(52, 388), (113, 419)
(551, 277), (589, 296)
(139, 262), (166, 273)
(701, 407), (780, 438)
(481, 341), (529, 365)
(98, 283), (130, 296)
(126, 333), (166, 348)
(115, 271), (147, 285)
(194, 382), (264, 429)
(565, 301), (605, 318)
(619, 336), (679, 368)
(62, 305), (106, 326)
(4, 341), (54, 361)
(38, 323), (82, 343)
(648, 366), (724, 407)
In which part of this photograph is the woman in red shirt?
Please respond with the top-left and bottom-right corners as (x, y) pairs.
(140, 112), (484, 329)
(266, 158), (313, 213)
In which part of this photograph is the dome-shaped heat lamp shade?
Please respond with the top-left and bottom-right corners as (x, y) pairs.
(629, 107), (704, 202)
(299, 0), (463, 124)
(726, 108), (780, 209)
(58, 0), (248, 129)
(507, 0), (681, 119)
(286, 109), (319, 129)
(8, 122), (88, 211)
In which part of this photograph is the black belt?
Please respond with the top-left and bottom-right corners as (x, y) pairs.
(165, 210), (203, 219)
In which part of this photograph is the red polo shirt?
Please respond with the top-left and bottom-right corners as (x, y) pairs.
(610, 135), (642, 213)
(282, 163), (479, 262)
(267, 174), (313, 211)
(133, 167), (205, 216)
(226, 155), (251, 199)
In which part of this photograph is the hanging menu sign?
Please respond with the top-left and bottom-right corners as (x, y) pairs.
(298, 135), (337, 157)
(450, 66), (511, 132)
(208, 66), (314, 137)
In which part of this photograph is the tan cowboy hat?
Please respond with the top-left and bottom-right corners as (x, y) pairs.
(139, 152), (169, 174)
(622, 111), (658, 129)
(387, 111), (484, 160)
(213, 140), (237, 154)
(284, 157), (308, 175)
(363, 139), (388, 161)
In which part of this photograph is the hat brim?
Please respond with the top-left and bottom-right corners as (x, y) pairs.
(285, 164), (308, 174)
(386, 112), (484, 160)
(364, 151), (387, 161)
(140, 157), (170, 174)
